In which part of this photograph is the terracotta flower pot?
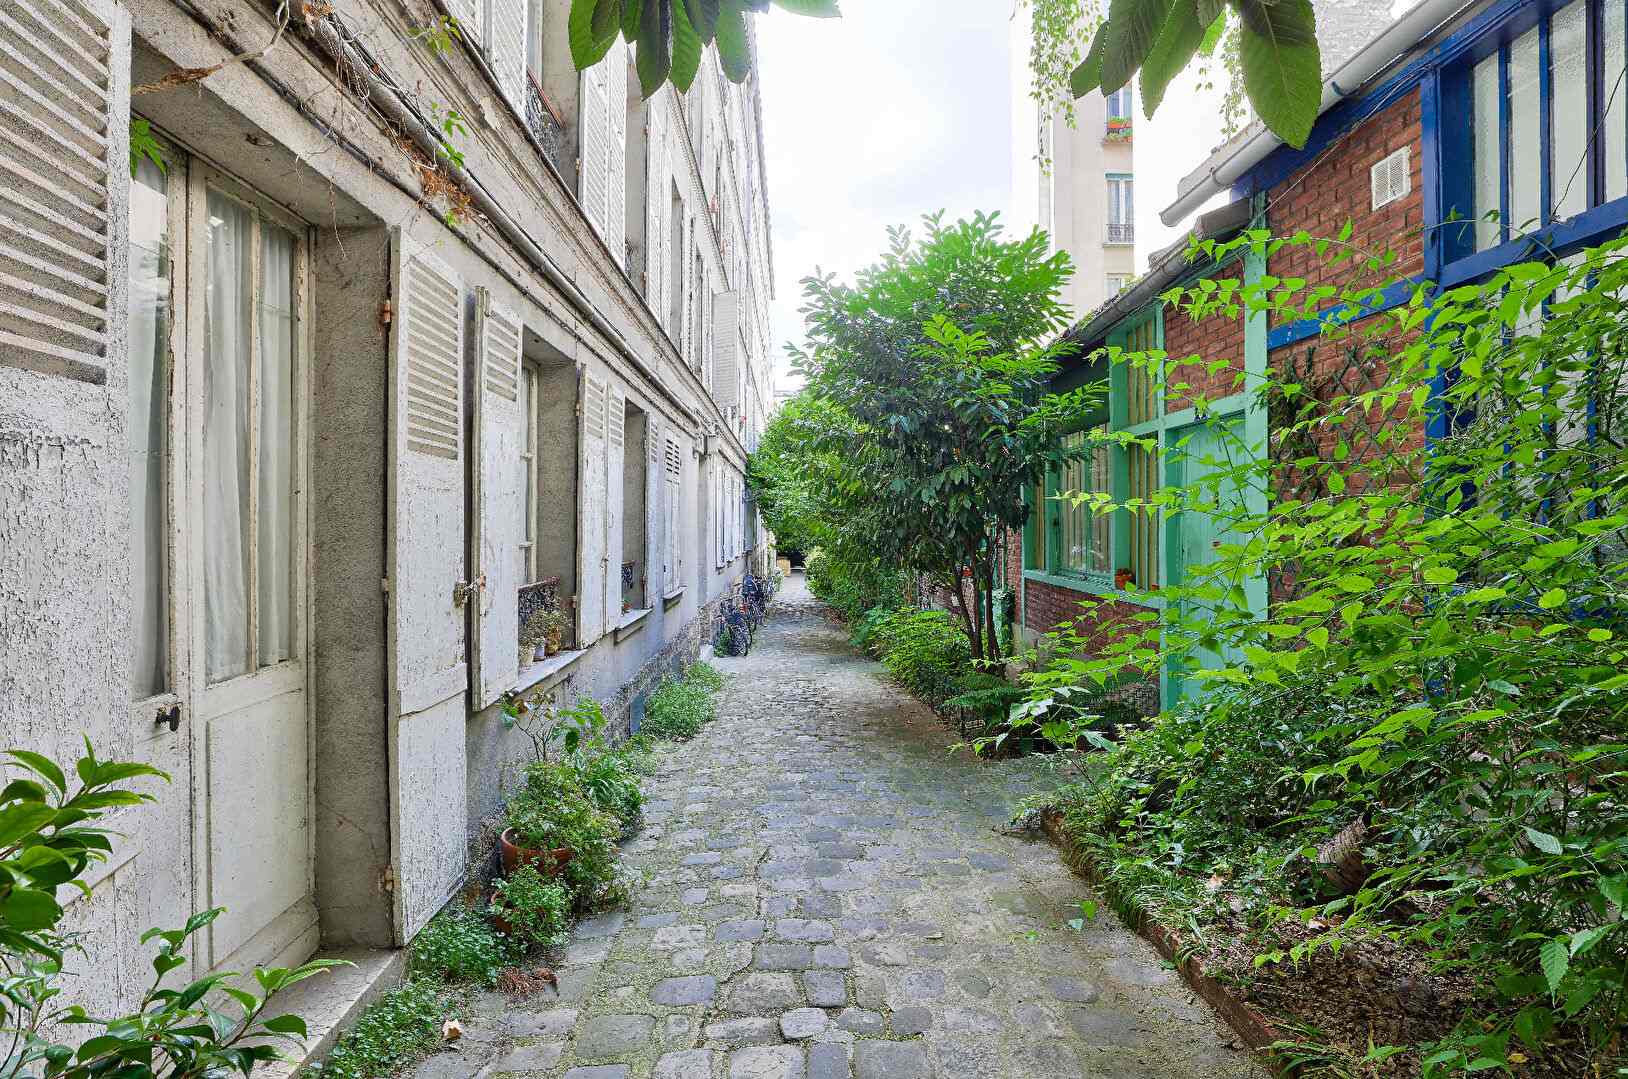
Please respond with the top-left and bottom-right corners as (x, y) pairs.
(1114, 569), (1134, 591)
(499, 828), (575, 877)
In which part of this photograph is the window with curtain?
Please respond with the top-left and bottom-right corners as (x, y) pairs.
(201, 189), (298, 682)
(1471, 0), (1628, 250)
(129, 158), (170, 700)
(1057, 428), (1112, 576)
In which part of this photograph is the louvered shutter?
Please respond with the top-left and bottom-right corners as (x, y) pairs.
(469, 288), (523, 708)
(662, 436), (681, 593)
(449, 0), (481, 43)
(577, 371), (608, 645)
(603, 383), (627, 624)
(387, 232), (469, 943)
(711, 292), (739, 408)
(714, 464), (724, 569)
(579, 54), (609, 237)
(605, 43), (627, 267)
(646, 93), (666, 309)
(0, 0), (129, 386)
(486, 0), (525, 116)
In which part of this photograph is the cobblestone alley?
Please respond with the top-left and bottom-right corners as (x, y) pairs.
(436, 575), (1265, 1078)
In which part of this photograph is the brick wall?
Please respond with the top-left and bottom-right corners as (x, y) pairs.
(1164, 257), (1249, 412)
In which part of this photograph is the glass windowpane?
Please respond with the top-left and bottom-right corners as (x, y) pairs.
(1551, 0), (1590, 221)
(257, 223), (296, 668)
(129, 158), (169, 699)
(1474, 53), (1503, 249)
(1509, 27), (1541, 235)
(202, 192), (253, 682)
(1607, 0), (1627, 203)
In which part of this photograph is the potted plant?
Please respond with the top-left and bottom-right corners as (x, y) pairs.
(540, 608), (568, 655)
(1114, 567), (1134, 591)
(489, 863), (570, 950)
(519, 609), (549, 665)
(499, 760), (618, 883)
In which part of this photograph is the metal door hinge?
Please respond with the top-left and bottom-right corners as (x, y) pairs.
(378, 864), (396, 894)
(154, 703), (181, 733)
(379, 300), (393, 327)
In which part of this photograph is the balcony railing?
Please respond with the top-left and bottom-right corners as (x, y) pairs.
(1105, 116), (1132, 141)
(525, 75), (568, 177)
(1106, 222), (1134, 245)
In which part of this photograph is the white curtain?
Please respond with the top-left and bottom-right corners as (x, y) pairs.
(258, 225), (295, 666)
(203, 193), (252, 682)
(128, 159), (169, 699)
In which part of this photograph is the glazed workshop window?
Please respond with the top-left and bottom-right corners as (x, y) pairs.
(130, 157), (172, 701)
(1112, 316), (1163, 592)
(200, 186), (302, 682)
(1465, 0), (1628, 253)
(1050, 427), (1113, 578)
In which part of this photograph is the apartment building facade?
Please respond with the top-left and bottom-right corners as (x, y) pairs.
(0, 0), (772, 1031)
(1009, 5), (1137, 320)
(1014, 0), (1623, 706)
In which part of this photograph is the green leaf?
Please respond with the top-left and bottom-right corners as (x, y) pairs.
(2, 887), (62, 931)
(1236, 0), (1322, 148)
(636, 0), (673, 97)
(1523, 826), (1562, 855)
(671, 0), (705, 88)
(0, 803), (57, 848)
(1538, 587), (1567, 609)
(1422, 566), (1458, 585)
(1140, 1), (1213, 116)
(7, 751), (66, 795)
(1587, 627), (1613, 642)
(715, 0), (752, 82)
(1539, 937), (1569, 994)
(260, 1013), (308, 1037)
(1100, 0), (1176, 94)
(771, 0), (838, 14)
(621, 0), (643, 41)
(1069, 27), (1107, 97)
(570, 0), (624, 71)
(685, 0), (721, 41)
(1568, 925), (1613, 957)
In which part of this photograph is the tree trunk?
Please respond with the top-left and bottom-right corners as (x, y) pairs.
(947, 574), (980, 662)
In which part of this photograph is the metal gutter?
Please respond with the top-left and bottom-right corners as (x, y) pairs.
(1158, 0), (1476, 227)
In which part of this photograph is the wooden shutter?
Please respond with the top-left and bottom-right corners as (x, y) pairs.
(449, 0), (481, 43)
(579, 54), (609, 237)
(469, 288), (523, 709)
(712, 291), (739, 408)
(486, 0), (525, 116)
(603, 383), (626, 625)
(0, 0), (130, 386)
(387, 232), (469, 943)
(646, 93), (665, 311)
(577, 371), (608, 644)
(605, 42), (627, 267)
(662, 436), (681, 593)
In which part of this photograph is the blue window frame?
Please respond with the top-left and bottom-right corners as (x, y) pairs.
(1441, 0), (1628, 267)
(1106, 85), (1132, 120)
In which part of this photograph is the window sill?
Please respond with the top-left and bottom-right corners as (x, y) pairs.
(613, 607), (652, 643)
(1022, 568), (1163, 609)
(513, 649), (587, 694)
(662, 588), (685, 610)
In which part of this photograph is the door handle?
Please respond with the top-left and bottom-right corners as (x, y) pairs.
(155, 704), (181, 733)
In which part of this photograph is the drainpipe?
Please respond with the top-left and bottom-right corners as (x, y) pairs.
(1159, 0), (1477, 227)
(299, 12), (701, 430)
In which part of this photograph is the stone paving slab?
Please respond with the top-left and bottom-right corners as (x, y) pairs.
(408, 575), (1265, 1078)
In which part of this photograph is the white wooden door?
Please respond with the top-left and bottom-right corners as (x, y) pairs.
(386, 232), (470, 943)
(184, 164), (317, 973)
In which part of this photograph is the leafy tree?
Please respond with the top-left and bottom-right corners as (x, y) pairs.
(746, 389), (834, 559)
(568, 0), (838, 98)
(791, 212), (1099, 666)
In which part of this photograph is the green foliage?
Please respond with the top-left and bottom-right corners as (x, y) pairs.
(306, 980), (448, 1079)
(490, 865), (571, 951)
(1022, 230), (1628, 1073)
(642, 665), (720, 741)
(570, 744), (644, 835)
(746, 390), (833, 558)
(1067, 0), (1320, 148)
(506, 762), (622, 911)
(867, 607), (973, 705)
(128, 118), (165, 177)
(805, 549), (908, 624)
(0, 743), (343, 1078)
(567, 0), (836, 97)
(410, 907), (510, 987)
(793, 212), (1101, 664)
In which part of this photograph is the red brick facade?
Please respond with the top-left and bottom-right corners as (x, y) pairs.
(1163, 258), (1248, 413)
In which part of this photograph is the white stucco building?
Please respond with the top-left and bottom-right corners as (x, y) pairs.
(1009, 6), (1138, 319)
(0, 0), (773, 1048)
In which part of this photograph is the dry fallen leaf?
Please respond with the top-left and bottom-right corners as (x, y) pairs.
(441, 1019), (463, 1042)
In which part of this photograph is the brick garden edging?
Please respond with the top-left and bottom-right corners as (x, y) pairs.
(1039, 810), (1291, 1077)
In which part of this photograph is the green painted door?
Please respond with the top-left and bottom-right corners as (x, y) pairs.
(1168, 414), (1258, 704)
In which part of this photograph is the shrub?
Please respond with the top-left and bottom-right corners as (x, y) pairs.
(570, 745), (643, 836)
(805, 547), (906, 623)
(643, 667), (718, 741)
(507, 761), (622, 911)
(872, 607), (972, 704)
(307, 980), (447, 1079)
(490, 864), (570, 951)
(410, 906), (510, 986)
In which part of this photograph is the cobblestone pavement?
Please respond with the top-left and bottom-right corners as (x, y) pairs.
(425, 575), (1264, 1078)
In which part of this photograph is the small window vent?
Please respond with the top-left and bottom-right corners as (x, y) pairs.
(1371, 147), (1411, 210)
